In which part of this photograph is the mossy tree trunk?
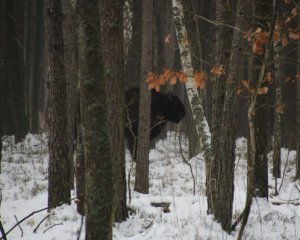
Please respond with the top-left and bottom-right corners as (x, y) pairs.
(77, 0), (113, 238)
(46, 0), (71, 209)
(99, 0), (128, 222)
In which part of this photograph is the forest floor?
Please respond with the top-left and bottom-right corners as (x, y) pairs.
(0, 132), (300, 240)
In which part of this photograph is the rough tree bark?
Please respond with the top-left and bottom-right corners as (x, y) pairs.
(46, 0), (71, 209)
(296, 0), (300, 179)
(77, 0), (113, 238)
(218, 0), (250, 232)
(273, 10), (283, 180)
(99, 0), (128, 222)
(252, 0), (273, 199)
(47, 0), (71, 209)
(62, 0), (77, 189)
(134, 0), (153, 194)
(124, 0), (142, 90)
(237, 2), (278, 238)
(206, 0), (233, 220)
(0, 0), (4, 172)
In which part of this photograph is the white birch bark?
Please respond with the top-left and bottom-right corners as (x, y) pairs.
(172, 0), (211, 156)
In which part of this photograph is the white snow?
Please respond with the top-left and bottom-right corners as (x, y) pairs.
(1, 132), (299, 239)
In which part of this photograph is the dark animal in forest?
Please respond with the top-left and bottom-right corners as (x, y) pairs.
(124, 87), (186, 159)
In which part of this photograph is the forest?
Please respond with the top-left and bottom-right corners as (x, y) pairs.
(0, 0), (300, 239)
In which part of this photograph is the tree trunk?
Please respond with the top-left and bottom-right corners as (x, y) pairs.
(251, 0), (273, 199)
(62, 0), (77, 189)
(172, 0), (211, 155)
(99, 0), (128, 222)
(218, 0), (250, 232)
(296, 2), (300, 179)
(46, 0), (71, 209)
(207, 0), (233, 218)
(134, 0), (153, 194)
(25, 0), (46, 133)
(124, 0), (142, 90)
(77, 0), (113, 238)
(75, 118), (85, 215)
(3, 0), (28, 141)
(273, 21), (283, 179)
(237, 2), (278, 238)
(0, 0), (4, 173)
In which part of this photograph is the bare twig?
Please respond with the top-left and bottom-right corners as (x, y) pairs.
(279, 149), (290, 191)
(237, 1), (279, 239)
(33, 214), (50, 233)
(14, 215), (23, 237)
(0, 220), (7, 240)
(194, 14), (246, 34)
(2, 197), (76, 239)
(42, 223), (63, 233)
(178, 133), (196, 195)
(76, 216), (84, 240)
(3, 206), (48, 238)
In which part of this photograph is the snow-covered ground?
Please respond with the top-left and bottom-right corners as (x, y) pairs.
(0, 133), (299, 239)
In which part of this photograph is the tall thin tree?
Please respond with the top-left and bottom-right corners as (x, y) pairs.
(99, 0), (128, 222)
(0, 0), (4, 172)
(46, 0), (71, 209)
(134, 0), (153, 194)
(77, 0), (113, 238)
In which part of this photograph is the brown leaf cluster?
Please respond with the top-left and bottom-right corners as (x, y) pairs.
(194, 71), (207, 89)
(145, 69), (187, 92)
(210, 65), (225, 76)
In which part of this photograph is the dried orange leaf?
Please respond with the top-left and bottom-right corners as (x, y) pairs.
(282, 37), (288, 47)
(177, 72), (187, 83)
(264, 72), (273, 83)
(241, 80), (250, 89)
(253, 41), (264, 55)
(284, 76), (291, 82)
(289, 31), (300, 40)
(194, 71), (206, 89)
(255, 27), (262, 33)
(164, 34), (172, 45)
(170, 75), (177, 85)
(276, 103), (285, 114)
(210, 65), (225, 76)
(258, 87), (269, 95)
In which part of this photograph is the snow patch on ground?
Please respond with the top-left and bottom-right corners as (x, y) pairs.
(1, 133), (299, 239)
